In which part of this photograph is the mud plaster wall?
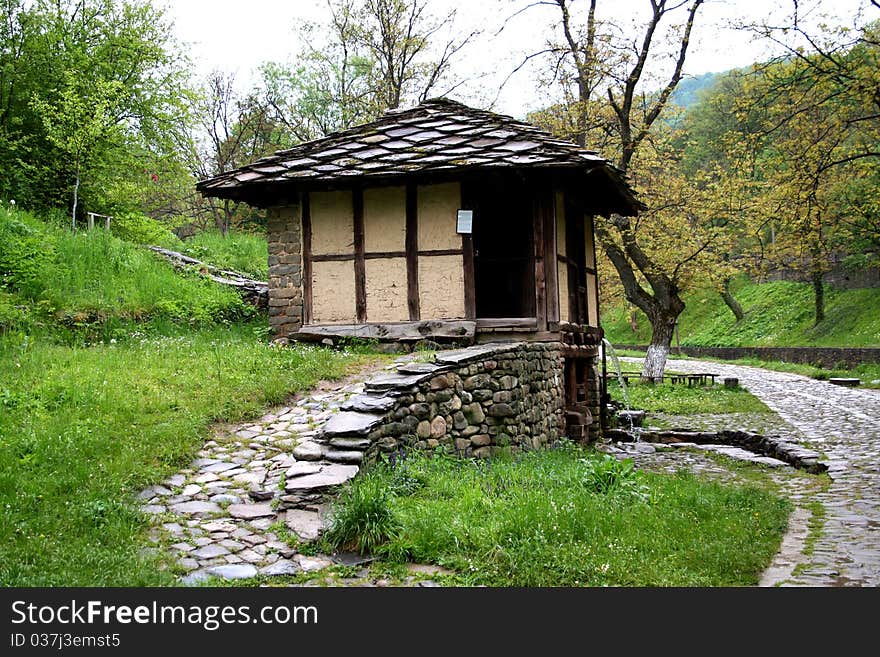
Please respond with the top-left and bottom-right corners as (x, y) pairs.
(312, 260), (356, 323)
(311, 190), (354, 256)
(365, 257), (409, 322)
(419, 254), (465, 318)
(417, 182), (460, 250)
(267, 204), (303, 338)
(364, 186), (406, 253)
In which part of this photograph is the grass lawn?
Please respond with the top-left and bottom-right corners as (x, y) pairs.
(0, 322), (372, 586)
(319, 447), (791, 586)
(607, 378), (772, 415)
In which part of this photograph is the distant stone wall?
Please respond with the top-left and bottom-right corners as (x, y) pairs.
(267, 205), (303, 339)
(318, 342), (566, 466)
(613, 344), (880, 369)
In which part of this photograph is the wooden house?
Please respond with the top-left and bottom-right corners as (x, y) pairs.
(197, 98), (642, 440)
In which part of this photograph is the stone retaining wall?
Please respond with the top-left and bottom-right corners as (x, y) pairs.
(318, 342), (566, 466)
(613, 344), (880, 369)
(606, 427), (828, 473)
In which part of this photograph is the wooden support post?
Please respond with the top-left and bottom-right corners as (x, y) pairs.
(544, 189), (559, 329)
(405, 184), (420, 320)
(353, 187), (367, 323)
(533, 194), (547, 332)
(87, 213), (95, 230)
(302, 192), (313, 325)
(462, 234), (476, 320)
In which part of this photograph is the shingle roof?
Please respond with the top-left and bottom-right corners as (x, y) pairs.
(197, 98), (641, 213)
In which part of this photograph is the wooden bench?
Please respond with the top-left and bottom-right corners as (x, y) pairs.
(606, 372), (719, 386)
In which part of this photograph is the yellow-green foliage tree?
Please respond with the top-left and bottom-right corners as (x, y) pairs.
(684, 3), (880, 325)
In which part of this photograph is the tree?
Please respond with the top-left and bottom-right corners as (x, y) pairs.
(524, 0), (707, 378)
(0, 0), (190, 219)
(183, 72), (287, 234)
(257, 0), (476, 141)
(31, 72), (124, 228)
(740, 3), (880, 323)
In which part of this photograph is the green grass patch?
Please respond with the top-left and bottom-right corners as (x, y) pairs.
(180, 230), (268, 280)
(0, 322), (371, 586)
(320, 447), (791, 586)
(608, 379), (771, 415)
(602, 277), (880, 348)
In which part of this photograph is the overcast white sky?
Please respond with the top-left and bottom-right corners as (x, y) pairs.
(162, 0), (873, 118)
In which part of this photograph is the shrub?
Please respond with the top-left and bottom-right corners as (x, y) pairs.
(0, 210), (54, 294)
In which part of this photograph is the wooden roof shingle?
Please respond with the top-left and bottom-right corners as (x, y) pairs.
(196, 98), (642, 214)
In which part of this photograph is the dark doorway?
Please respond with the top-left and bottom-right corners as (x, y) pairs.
(467, 175), (535, 318)
(564, 199), (588, 324)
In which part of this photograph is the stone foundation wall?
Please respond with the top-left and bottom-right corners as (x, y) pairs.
(319, 342), (567, 465)
(267, 205), (304, 339)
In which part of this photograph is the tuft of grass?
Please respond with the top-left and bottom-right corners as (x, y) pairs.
(324, 475), (402, 556)
(0, 322), (372, 586)
(321, 446), (791, 586)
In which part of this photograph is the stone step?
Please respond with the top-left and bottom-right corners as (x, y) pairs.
(329, 437), (371, 450)
(284, 463), (359, 492)
(395, 361), (444, 375)
(293, 441), (325, 461)
(340, 394), (398, 413)
(321, 411), (385, 437)
(324, 449), (365, 464)
(364, 372), (434, 392)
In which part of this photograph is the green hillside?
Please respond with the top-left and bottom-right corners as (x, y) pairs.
(0, 207), (257, 340)
(602, 277), (880, 348)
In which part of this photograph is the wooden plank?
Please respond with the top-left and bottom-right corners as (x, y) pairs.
(312, 249), (463, 262)
(406, 184), (420, 320)
(302, 192), (313, 325)
(475, 317), (539, 329)
(587, 214), (601, 326)
(462, 234), (476, 320)
(353, 187), (366, 323)
(544, 188), (559, 326)
(533, 194), (547, 332)
(417, 248), (463, 257)
(312, 253), (356, 262)
(294, 320), (476, 343)
(475, 330), (561, 344)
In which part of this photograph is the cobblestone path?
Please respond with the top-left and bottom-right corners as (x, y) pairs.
(627, 357), (880, 586)
(140, 357), (448, 587)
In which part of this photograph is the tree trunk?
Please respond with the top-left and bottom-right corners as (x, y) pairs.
(720, 277), (744, 321)
(628, 309), (639, 332)
(811, 267), (825, 325)
(71, 163), (80, 231)
(642, 314), (676, 381)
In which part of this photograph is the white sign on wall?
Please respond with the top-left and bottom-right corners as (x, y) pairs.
(456, 209), (473, 234)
